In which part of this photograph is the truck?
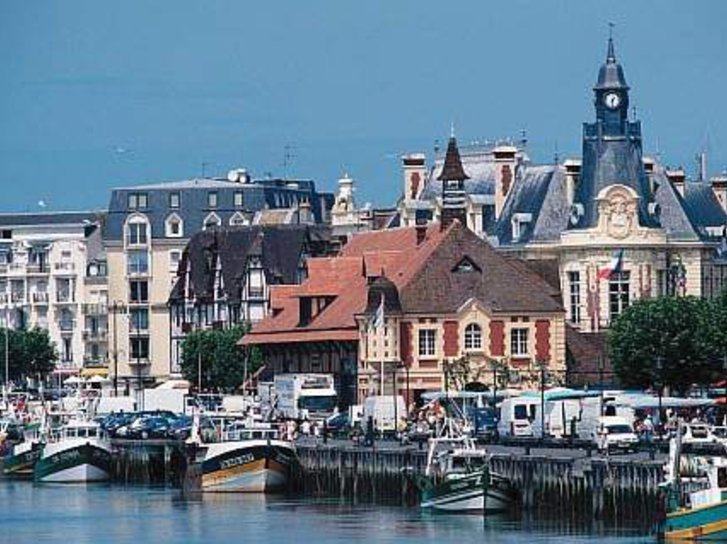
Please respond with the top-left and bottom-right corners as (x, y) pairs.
(273, 373), (337, 421)
(363, 395), (406, 436)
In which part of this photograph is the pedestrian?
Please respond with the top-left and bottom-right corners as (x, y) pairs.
(642, 414), (654, 443)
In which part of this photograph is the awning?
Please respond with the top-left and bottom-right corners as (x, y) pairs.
(80, 367), (109, 378)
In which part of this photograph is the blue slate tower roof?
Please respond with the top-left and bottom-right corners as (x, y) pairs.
(569, 36), (659, 231)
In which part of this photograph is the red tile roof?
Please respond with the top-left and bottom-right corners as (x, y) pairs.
(243, 221), (563, 346)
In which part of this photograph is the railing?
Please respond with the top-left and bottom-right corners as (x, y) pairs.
(0, 293), (9, 304)
(83, 329), (108, 341)
(54, 262), (75, 272)
(82, 303), (108, 315)
(56, 294), (75, 303)
(32, 292), (49, 303)
(11, 293), (25, 303)
(26, 264), (50, 274)
(128, 358), (150, 366)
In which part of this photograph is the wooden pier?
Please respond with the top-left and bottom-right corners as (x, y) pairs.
(110, 439), (189, 486)
(292, 443), (665, 524)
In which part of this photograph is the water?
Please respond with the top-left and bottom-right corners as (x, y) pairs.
(0, 483), (653, 544)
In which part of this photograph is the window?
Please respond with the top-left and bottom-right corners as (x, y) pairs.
(126, 218), (148, 245)
(165, 213), (183, 238)
(609, 271), (630, 321)
(418, 329), (436, 357)
(129, 280), (149, 303)
(464, 323), (482, 350)
(62, 338), (73, 363)
(129, 308), (149, 331)
(169, 250), (182, 271)
(208, 191), (218, 208)
(568, 271), (581, 324)
(127, 251), (149, 275)
(127, 193), (147, 209)
(56, 278), (72, 303)
(130, 337), (150, 360)
(169, 192), (180, 208)
(510, 328), (529, 357)
(59, 309), (74, 331)
(234, 191), (244, 208)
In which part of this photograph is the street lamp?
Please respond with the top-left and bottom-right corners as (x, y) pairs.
(656, 356), (664, 441)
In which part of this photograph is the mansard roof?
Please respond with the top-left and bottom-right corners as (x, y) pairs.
(420, 143), (500, 200)
(494, 165), (568, 245)
(681, 181), (727, 233)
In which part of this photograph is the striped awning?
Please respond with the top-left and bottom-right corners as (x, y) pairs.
(80, 367), (109, 378)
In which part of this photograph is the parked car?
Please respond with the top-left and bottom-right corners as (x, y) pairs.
(594, 416), (639, 453)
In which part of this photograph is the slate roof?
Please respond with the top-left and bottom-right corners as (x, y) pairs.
(594, 37), (629, 91)
(104, 177), (331, 242)
(438, 137), (469, 181)
(169, 224), (330, 304)
(0, 211), (104, 228)
(494, 165), (567, 245)
(681, 181), (727, 234)
(243, 222), (564, 346)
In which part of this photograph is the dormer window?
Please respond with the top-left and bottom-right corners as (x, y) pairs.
(165, 213), (184, 238)
(203, 212), (221, 230)
(511, 212), (532, 242)
(208, 192), (218, 208)
(125, 215), (149, 246)
(169, 192), (180, 208)
(230, 212), (247, 227)
(453, 256), (481, 273)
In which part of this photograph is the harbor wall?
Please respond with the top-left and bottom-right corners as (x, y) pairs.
(292, 444), (665, 524)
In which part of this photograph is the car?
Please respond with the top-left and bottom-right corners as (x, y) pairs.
(594, 416), (639, 453)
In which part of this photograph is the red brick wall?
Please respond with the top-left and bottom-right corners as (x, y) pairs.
(443, 321), (459, 357)
(400, 322), (413, 366)
(535, 319), (551, 362)
(490, 320), (505, 356)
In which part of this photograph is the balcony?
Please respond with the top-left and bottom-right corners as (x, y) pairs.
(54, 262), (76, 273)
(27, 264), (50, 275)
(11, 293), (25, 304)
(83, 357), (108, 368)
(56, 294), (76, 304)
(82, 303), (108, 315)
(32, 292), (49, 304)
(0, 293), (8, 304)
(83, 329), (108, 341)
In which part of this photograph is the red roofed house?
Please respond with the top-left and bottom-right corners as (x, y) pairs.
(242, 219), (566, 407)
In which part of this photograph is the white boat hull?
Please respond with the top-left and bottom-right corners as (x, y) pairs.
(39, 462), (110, 483)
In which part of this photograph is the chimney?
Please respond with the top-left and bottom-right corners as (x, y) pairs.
(298, 200), (313, 224)
(666, 167), (686, 197)
(642, 156), (656, 194)
(493, 145), (517, 219)
(564, 158), (582, 206)
(711, 173), (727, 213)
(415, 222), (427, 245)
(402, 154), (427, 204)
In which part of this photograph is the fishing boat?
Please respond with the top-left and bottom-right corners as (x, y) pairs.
(660, 422), (727, 540)
(34, 419), (112, 483)
(406, 419), (515, 512)
(3, 421), (44, 478)
(196, 417), (296, 493)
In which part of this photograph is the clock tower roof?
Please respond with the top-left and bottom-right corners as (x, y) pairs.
(594, 36), (629, 91)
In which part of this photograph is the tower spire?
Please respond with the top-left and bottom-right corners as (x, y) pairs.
(606, 23), (616, 63)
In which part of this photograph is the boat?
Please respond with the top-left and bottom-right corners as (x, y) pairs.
(196, 417), (296, 493)
(34, 419), (113, 483)
(406, 418), (516, 512)
(3, 421), (44, 478)
(660, 421), (727, 540)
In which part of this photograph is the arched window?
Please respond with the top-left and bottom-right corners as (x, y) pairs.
(203, 212), (221, 230)
(464, 323), (482, 350)
(165, 213), (184, 238)
(125, 214), (150, 246)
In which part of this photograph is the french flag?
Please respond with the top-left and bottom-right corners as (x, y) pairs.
(599, 249), (624, 280)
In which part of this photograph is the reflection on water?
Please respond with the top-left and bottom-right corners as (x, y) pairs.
(0, 483), (654, 544)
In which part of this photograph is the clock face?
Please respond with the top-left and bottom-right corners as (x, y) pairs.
(604, 92), (621, 109)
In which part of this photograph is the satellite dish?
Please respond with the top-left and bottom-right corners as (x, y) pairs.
(227, 170), (240, 182)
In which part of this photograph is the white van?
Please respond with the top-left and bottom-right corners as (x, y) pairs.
(594, 416), (639, 452)
(363, 395), (406, 434)
(498, 397), (539, 437)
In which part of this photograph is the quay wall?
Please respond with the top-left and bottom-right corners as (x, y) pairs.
(293, 444), (665, 523)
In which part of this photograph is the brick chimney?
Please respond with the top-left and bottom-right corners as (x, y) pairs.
(402, 154), (427, 203)
(666, 167), (686, 197)
(493, 145), (517, 219)
(712, 173), (727, 213)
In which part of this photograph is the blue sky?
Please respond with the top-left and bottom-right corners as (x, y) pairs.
(1, 1), (725, 212)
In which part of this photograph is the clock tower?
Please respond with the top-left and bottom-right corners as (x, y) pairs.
(594, 35), (630, 136)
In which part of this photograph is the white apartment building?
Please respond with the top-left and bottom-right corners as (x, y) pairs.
(0, 212), (107, 376)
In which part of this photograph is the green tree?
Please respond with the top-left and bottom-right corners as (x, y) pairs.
(444, 355), (485, 391)
(179, 325), (262, 392)
(608, 296), (715, 393)
(1, 327), (58, 383)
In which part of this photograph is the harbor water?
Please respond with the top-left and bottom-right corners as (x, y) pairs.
(0, 482), (654, 544)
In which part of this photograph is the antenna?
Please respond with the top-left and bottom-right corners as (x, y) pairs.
(519, 128), (528, 149)
(201, 162), (209, 178)
(282, 144), (296, 180)
(553, 141), (560, 165)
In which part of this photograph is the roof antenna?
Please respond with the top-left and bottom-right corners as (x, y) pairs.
(519, 128), (528, 149)
(201, 161), (209, 178)
(553, 140), (560, 165)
